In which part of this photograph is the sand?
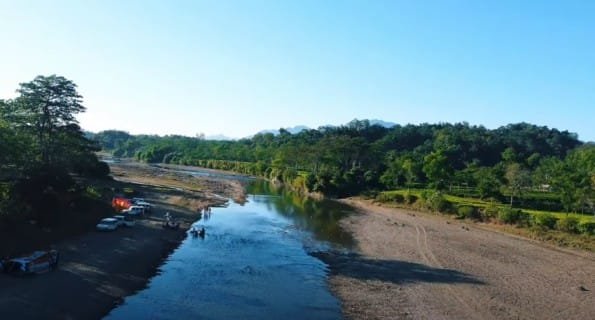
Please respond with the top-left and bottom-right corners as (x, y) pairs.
(319, 198), (595, 320)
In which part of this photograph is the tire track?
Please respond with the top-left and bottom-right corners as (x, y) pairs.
(414, 222), (487, 320)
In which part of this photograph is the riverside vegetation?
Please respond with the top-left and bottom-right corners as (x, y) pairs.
(94, 119), (594, 248)
(1, 75), (113, 255)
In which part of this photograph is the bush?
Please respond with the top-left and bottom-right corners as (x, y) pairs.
(393, 193), (405, 203)
(123, 187), (136, 197)
(481, 203), (499, 220)
(404, 192), (418, 205)
(457, 205), (481, 220)
(533, 213), (559, 230)
(421, 190), (452, 213)
(375, 192), (404, 203)
(556, 216), (580, 233)
(577, 221), (595, 235)
(498, 207), (530, 225)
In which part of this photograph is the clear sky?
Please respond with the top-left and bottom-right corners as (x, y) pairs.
(1, 0), (594, 141)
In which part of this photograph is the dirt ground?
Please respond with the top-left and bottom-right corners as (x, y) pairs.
(0, 162), (244, 319)
(320, 198), (595, 320)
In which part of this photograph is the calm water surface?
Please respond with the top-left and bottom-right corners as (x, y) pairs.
(104, 179), (354, 320)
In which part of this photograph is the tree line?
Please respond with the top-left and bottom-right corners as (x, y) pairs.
(94, 120), (594, 214)
(1, 75), (109, 226)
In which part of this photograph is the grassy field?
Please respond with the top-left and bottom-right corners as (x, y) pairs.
(381, 189), (593, 222)
(375, 188), (594, 250)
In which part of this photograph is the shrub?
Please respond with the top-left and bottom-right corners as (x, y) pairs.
(393, 193), (405, 203)
(457, 205), (481, 220)
(123, 187), (136, 197)
(556, 216), (580, 233)
(421, 190), (452, 213)
(404, 191), (418, 205)
(577, 221), (595, 235)
(533, 213), (559, 230)
(498, 207), (530, 225)
(84, 186), (102, 200)
(375, 192), (404, 203)
(481, 203), (499, 220)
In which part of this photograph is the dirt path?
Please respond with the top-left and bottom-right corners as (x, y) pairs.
(321, 198), (595, 320)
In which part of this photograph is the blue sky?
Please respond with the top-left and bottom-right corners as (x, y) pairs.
(1, 0), (594, 141)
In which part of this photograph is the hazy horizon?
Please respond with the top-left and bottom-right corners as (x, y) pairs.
(2, 1), (594, 141)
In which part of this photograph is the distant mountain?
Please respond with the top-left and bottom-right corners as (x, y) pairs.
(368, 119), (397, 128)
(204, 134), (234, 141)
(251, 120), (397, 138)
(255, 125), (310, 136)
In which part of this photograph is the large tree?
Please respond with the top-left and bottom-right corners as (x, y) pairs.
(13, 75), (85, 167)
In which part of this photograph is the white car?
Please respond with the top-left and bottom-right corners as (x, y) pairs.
(131, 197), (145, 204)
(96, 218), (119, 231)
(119, 214), (136, 227)
(113, 215), (126, 227)
(135, 201), (153, 212)
(122, 205), (145, 216)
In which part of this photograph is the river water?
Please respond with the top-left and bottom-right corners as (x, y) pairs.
(104, 179), (354, 320)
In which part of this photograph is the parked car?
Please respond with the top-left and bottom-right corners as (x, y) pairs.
(135, 201), (153, 212)
(122, 205), (145, 217)
(120, 214), (136, 227)
(96, 218), (119, 231)
(113, 215), (126, 227)
(131, 197), (146, 204)
(2, 250), (59, 275)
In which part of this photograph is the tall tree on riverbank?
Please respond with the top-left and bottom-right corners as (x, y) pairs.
(12, 75), (85, 168)
(1, 76), (109, 224)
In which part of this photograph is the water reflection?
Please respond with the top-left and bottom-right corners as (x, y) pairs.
(105, 178), (354, 320)
(247, 181), (354, 249)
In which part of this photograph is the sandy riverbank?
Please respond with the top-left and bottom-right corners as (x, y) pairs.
(0, 162), (245, 319)
(318, 198), (595, 319)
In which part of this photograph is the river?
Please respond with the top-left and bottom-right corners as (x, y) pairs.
(104, 179), (354, 320)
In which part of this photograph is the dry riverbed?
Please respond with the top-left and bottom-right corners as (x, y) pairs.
(0, 162), (245, 319)
(320, 198), (595, 320)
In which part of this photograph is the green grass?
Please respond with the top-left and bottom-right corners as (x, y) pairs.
(380, 188), (594, 223)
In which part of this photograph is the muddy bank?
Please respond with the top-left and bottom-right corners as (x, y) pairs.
(326, 197), (594, 320)
(0, 162), (246, 319)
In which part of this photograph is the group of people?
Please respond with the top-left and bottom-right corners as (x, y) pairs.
(163, 212), (179, 229)
(198, 205), (213, 222)
(190, 205), (213, 238)
(190, 225), (205, 238)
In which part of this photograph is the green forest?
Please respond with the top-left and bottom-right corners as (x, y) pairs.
(95, 120), (593, 209)
(0, 75), (110, 228)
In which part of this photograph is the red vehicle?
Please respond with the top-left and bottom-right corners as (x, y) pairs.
(1, 250), (60, 275)
(112, 196), (132, 211)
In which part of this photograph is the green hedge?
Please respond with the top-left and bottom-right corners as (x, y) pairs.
(498, 207), (530, 225)
(577, 221), (595, 235)
(421, 190), (453, 213)
(533, 213), (559, 230)
(556, 216), (580, 233)
(457, 205), (481, 220)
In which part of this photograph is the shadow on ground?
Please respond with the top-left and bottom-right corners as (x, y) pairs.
(312, 251), (484, 285)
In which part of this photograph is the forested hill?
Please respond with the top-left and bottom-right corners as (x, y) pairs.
(94, 120), (594, 213)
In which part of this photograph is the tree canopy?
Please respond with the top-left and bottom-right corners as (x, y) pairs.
(1, 75), (109, 225)
(94, 120), (593, 213)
